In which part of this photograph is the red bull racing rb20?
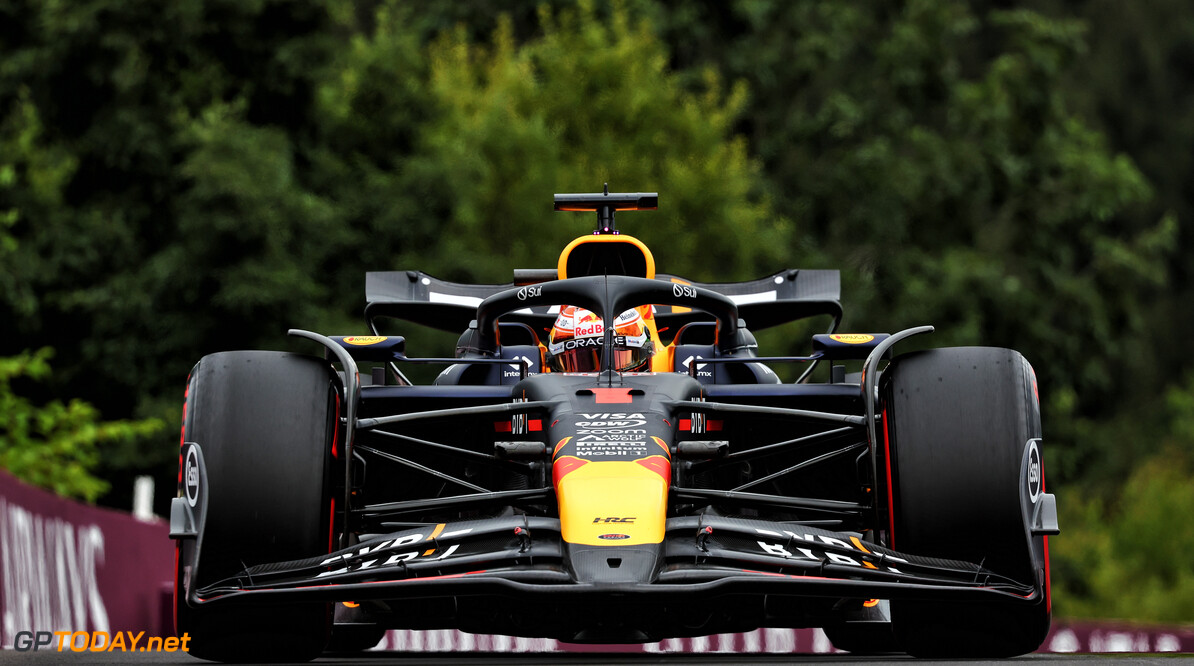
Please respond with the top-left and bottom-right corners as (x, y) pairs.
(172, 189), (1059, 661)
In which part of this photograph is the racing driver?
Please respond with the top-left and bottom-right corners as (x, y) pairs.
(546, 305), (657, 373)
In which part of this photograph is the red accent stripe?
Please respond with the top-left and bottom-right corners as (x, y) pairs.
(882, 407), (896, 548)
(678, 419), (691, 431)
(178, 379), (189, 486)
(590, 388), (633, 404)
(1042, 457), (1051, 612)
(388, 572), (475, 583)
(707, 419), (723, 432)
(494, 421), (513, 433)
(528, 419), (542, 432)
(331, 392), (341, 458)
(739, 568), (839, 581)
(634, 455), (671, 482)
(552, 457), (589, 486)
(179, 397), (188, 448)
(328, 497), (336, 554)
(1044, 535), (1052, 612)
(294, 575), (462, 590)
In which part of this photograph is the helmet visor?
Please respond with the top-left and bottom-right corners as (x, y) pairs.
(549, 347), (602, 373)
(610, 342), (653, 372)
(547, 339), (653, 373)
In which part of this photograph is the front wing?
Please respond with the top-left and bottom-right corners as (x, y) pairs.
(189, 515), (1039, 608)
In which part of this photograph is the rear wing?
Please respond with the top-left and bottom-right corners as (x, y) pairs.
(364, 269), (841, 334)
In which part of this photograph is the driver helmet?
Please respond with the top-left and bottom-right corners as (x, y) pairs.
(547, 305), (654, 373)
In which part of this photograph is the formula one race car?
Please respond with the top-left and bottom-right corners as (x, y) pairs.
(171, 189), (1059, 662)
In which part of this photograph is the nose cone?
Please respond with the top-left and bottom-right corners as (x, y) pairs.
(554, 456), (670, 546)
(512, 372), (704, 584)
(554, 457), (670, 584)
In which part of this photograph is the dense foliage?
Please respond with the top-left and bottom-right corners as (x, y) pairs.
(0, 348), (162, 501)
(1, 0), (1190, 621)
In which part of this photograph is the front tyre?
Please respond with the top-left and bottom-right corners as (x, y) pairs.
(175, 351), (339, 662)
(882, 347), (1050, 658)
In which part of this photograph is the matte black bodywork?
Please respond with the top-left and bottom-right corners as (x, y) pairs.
(173, 273), (1055, 644)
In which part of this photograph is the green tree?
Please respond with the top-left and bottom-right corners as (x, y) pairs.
(0, 86), (77, 324)
(1051, 445), (1194, 622)
(0, 91), (164, 501)
(2, 0), (788, 503)
(649, 1), (1174, 483)
(303, 0), (793, 369)
(315, 0), (787, 285)
(0, 0), (341, 411)
(0, 349), (163, 502)
(0, 0), (345, 510)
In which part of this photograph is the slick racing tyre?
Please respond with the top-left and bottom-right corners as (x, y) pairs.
(881, 347), (1050, 658)
(175, 351), (340, 663)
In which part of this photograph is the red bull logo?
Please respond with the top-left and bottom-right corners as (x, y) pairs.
(575, 322), (604, 337)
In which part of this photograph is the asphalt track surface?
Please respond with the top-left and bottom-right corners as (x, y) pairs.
(1, 650), (1190, 665)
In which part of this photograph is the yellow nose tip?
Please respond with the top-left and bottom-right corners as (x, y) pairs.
(555, 458), (670, 546)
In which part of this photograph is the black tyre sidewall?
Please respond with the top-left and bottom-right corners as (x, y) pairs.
(175, 351), (339, 662)
(882, 347), (1049, 657)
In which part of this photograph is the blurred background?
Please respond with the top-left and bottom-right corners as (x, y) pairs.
(1, 0), (1191, 625)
